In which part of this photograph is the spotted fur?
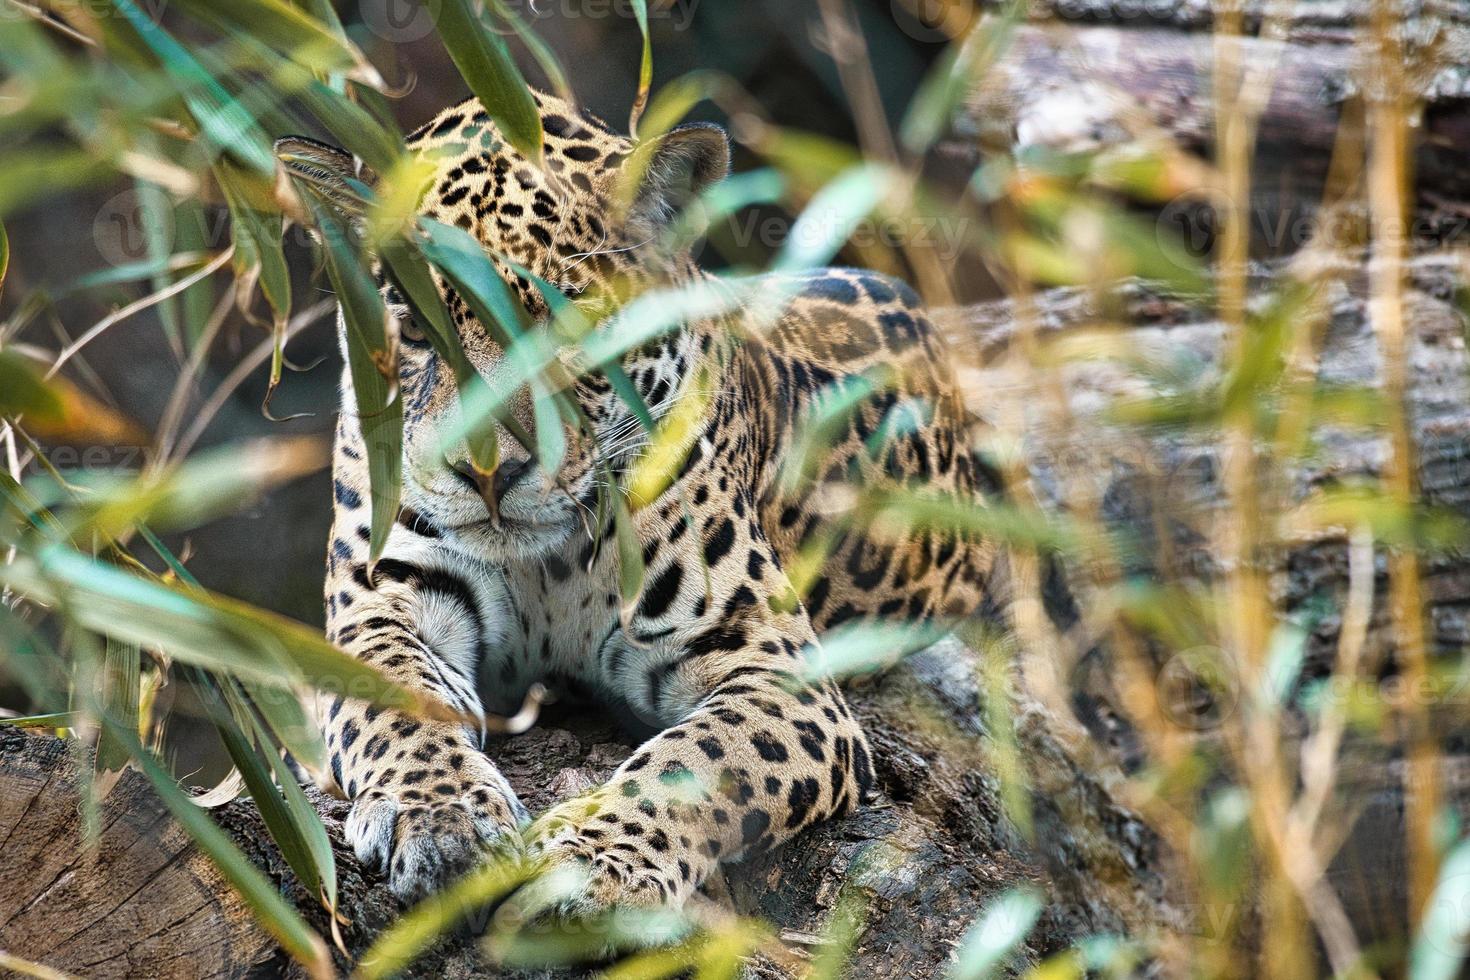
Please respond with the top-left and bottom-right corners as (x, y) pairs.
(278, 90), (991, 911)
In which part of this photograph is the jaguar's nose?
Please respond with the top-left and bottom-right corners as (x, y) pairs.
(448, 456), (534, 524)
(491, 457), (533, 498)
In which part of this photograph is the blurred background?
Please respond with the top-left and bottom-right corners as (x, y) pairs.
(6, 0), (1470, 974)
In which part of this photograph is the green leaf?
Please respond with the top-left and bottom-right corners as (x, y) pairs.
(243, 677), (326, 775)
(773, 163), (896, 273)
(801, 620), (947, 683)
(263, 714), (338, 915)
(0, 349), (63, 423)
(626, 0), (654, 133)
(216, 161), (292, 324)
(434, 0), (543, 164)
(357, 856), (537, 980)
(165, 0), (371, 82)
(1410, 836), (1470, 980)
(293, 77), (404, 176)
(101, 714), (333, 978)
(418, 219), (527, 345)
(110, 0), (276, 175)
(0, 604), (69, 714)
(0, 350), (146, 445)
(0, 711), (77, 730)
(380, 233), (503, 478)
(217, 161), (293, 413)
(57, 436), (325, 541)
(612, 488), (645, 619)
(93, 637), (141, 778)
(309, 203), (402, 563)
(204, 676), (334, 918)
(485, 0), (573, 104)
(0, 214), (9, 303)
(0, 147), (108, 217)
(900, 11), (1019, 155)
(0, 544), (455, 722)
(950, 887), (1044, 980)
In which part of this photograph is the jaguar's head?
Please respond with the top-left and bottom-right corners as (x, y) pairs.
(278, 90), (729, 561)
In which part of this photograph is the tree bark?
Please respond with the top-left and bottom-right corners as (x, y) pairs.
(942, 16), (1470, 249)
(0, 638), (1177, 978)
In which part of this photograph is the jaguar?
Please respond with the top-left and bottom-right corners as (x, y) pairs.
(276, 87), (992, 916)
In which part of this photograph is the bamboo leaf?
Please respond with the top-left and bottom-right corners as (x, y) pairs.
(626, 0), (653, 134)
(102, 715), (333, 978)
(1409, 838), (1470, 980)
(773, 163), (896, 273)
(216, 160), (292, 328)
(267, 728), (339, 917)
(243, 677), (326, 775)
(0, 545), (456, 722)
(950, 888), (1044, 980)
(613, 488), (645, 619)
(626, 364), (710, 510)
(0, 214), (9, 303)
(93, 637), (141, 781)
(357, 856), (536, 980)
(58, 436), (326, 541)
(434, 0), (543, 164)
(379, 233), (501, 479)
(110, 0), (276, 175)
(206, 679), (324, 902)
(166, 0), (374, 84)
(418, 219), (527, 345)
(0, 350), (148, 445)
(308, 202), (402, 563)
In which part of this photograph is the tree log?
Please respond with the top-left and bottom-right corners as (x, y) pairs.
(942, 18), (1470, 246)
(0, 636), (1177, 978)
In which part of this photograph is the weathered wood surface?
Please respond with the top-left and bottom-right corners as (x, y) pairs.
(943, 19), (1470, 244)
(980, 0), (1470, 41)
(0, 635), (1178, 979)
(938, 250), (1470, 743)
(0, 727), (277, 977)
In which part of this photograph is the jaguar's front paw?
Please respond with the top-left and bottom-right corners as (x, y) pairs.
(347, 755), (529, 903)
(515, 797), (707, 917)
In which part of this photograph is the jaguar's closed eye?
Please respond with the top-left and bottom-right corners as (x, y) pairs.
(383, 285), (430, 346)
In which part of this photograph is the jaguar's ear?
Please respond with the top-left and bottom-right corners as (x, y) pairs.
(626, 123), (730, 235)
(274, 136), (378, 228)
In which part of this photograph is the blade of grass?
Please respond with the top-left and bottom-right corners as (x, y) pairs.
(434, 0), (543, 164)
(626, 0), (653, 134)
(0, 544), (458, 721)
(101, 713), (333, 978)
(308, 201), (402, 563)
(93, 636), (141, 782)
